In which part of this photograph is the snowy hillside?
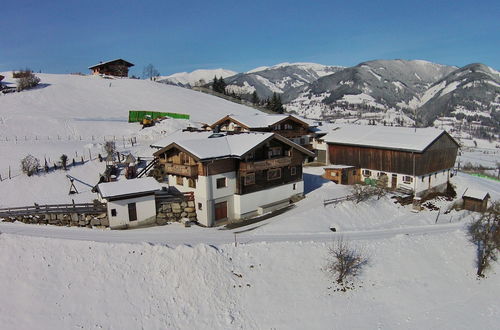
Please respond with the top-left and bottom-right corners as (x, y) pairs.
(0, 72), (261, 187)
(0, 72), (259, 138)
(418, 63), (500, 124)
(287, 59), (456, 119)
(158, 68), (237, 87)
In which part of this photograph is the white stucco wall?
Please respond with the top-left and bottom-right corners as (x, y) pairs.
(233, 180), (303, 218)
(167, 171), (236, 227)
(106, 195), (157, 229)
(312, 138), (327, 151)
(360, 168), (451, 195)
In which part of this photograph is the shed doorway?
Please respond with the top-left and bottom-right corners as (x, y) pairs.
(214, 201), (227, 221)
(391, 174), (397, 189)
(128, 203), (137, 221)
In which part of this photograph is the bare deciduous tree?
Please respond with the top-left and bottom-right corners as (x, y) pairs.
(351, 184), (377, 204)
(20, 155), (40, 176)
(104, 141), (116, 157)
(468, 201), (500, 277)
(375, 175), (389, 199)
(143, 64), (160, 80)
(325, 236), (368, 285)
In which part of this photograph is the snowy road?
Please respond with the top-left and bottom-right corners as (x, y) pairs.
(0, 220), (465, 246)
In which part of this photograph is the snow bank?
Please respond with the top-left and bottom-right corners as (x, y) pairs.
(0, 231), (498, 329)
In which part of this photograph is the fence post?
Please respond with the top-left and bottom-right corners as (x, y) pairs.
(9, 166), (11, 179)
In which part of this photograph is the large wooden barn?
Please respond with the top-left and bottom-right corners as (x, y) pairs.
(88, 59), (134, 77)
(323, 125), (460, 196)
(152, 131), (314, 227)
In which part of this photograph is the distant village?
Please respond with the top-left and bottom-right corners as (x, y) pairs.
(0, 59), (492, 230)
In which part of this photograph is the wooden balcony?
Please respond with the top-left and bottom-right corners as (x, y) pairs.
(162, 162), (198, 177)
(240, 156), (291, 171)
(273, 130), (309, 138)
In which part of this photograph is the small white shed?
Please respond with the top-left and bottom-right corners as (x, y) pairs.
(97, 177), (163, 229)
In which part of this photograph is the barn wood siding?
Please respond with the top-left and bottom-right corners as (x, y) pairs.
(327, 133), (458, 176)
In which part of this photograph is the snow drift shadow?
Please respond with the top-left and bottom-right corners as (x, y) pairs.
(303, 173), (331, 194)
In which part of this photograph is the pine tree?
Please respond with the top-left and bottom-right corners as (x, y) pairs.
(212, 75), (220, 93)
(251, 91), (259, 104)
(268, 92), (284, 113)
(275, 93), (284, 114)
(219, 76), (227, 94)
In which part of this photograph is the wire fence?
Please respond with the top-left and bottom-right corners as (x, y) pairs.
(0, 150), (101, 182)
(0, 134), (161, 144)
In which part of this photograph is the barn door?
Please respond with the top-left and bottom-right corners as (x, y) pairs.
(214, 201), (227, 221)
(391, 174), (397, 189)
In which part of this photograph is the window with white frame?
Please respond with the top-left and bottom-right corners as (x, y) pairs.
(290, 166), (297, 176)
(216, 177), (226, 188)
(362, 169), (371, 176)
(402, 175), (413, 184)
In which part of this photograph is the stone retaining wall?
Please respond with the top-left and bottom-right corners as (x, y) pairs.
(156, 200), (197, 226)
(0, 212), (109, 228)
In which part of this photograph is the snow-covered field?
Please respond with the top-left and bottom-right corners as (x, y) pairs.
(1, 73), (499, 329)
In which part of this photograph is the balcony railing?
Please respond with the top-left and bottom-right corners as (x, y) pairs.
(240, 156), (292, 171)
(162, 161), (198, 177)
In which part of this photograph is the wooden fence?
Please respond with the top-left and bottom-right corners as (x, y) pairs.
(0, 202), (107, 218)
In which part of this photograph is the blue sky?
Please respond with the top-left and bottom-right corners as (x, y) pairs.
(1, 0), (499, 76)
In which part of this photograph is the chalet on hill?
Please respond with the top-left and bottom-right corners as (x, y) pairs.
(323, 125), (460, 196)
(152, 131), (314, 227)
(88, 59), (134, 77)
(209, 114), (314, 151)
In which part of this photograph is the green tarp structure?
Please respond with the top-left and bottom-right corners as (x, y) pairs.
(128, 110), (190, 122)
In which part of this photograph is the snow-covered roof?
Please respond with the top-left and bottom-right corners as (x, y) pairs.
(88, 59), (134, 69)
(213, 114), (310, 129)
(150, 130), (214, 149)
(153, 131), (314, 160)
(322, 124), (454, 152)
(324, 165), (355, 169)
(463, 189), (490, 200)
(97, 177), (162, 199)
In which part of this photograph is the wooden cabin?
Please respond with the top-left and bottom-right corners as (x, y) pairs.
(152, 132), (314, 227)
(462, 190), (490, 212)
(88, 59), (134, 77)
(323, 165), (358, 185)
(323, 125), (459, 196)
(209, 114), (313, 151)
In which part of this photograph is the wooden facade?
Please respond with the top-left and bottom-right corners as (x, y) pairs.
(211, 115), (313, 150)
(327, 132), (459, 176)
(154, 136), (310, 196)
(463, 194), (490, 212)
(89, 59), (134, 77)
(323, 166), (358, 185)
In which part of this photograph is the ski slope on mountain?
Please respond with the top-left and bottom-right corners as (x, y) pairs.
(158, 68), (237, 86)
(0, 73), (259, 138)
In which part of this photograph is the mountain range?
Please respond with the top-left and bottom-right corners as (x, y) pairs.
(159, 60), (500, 127)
